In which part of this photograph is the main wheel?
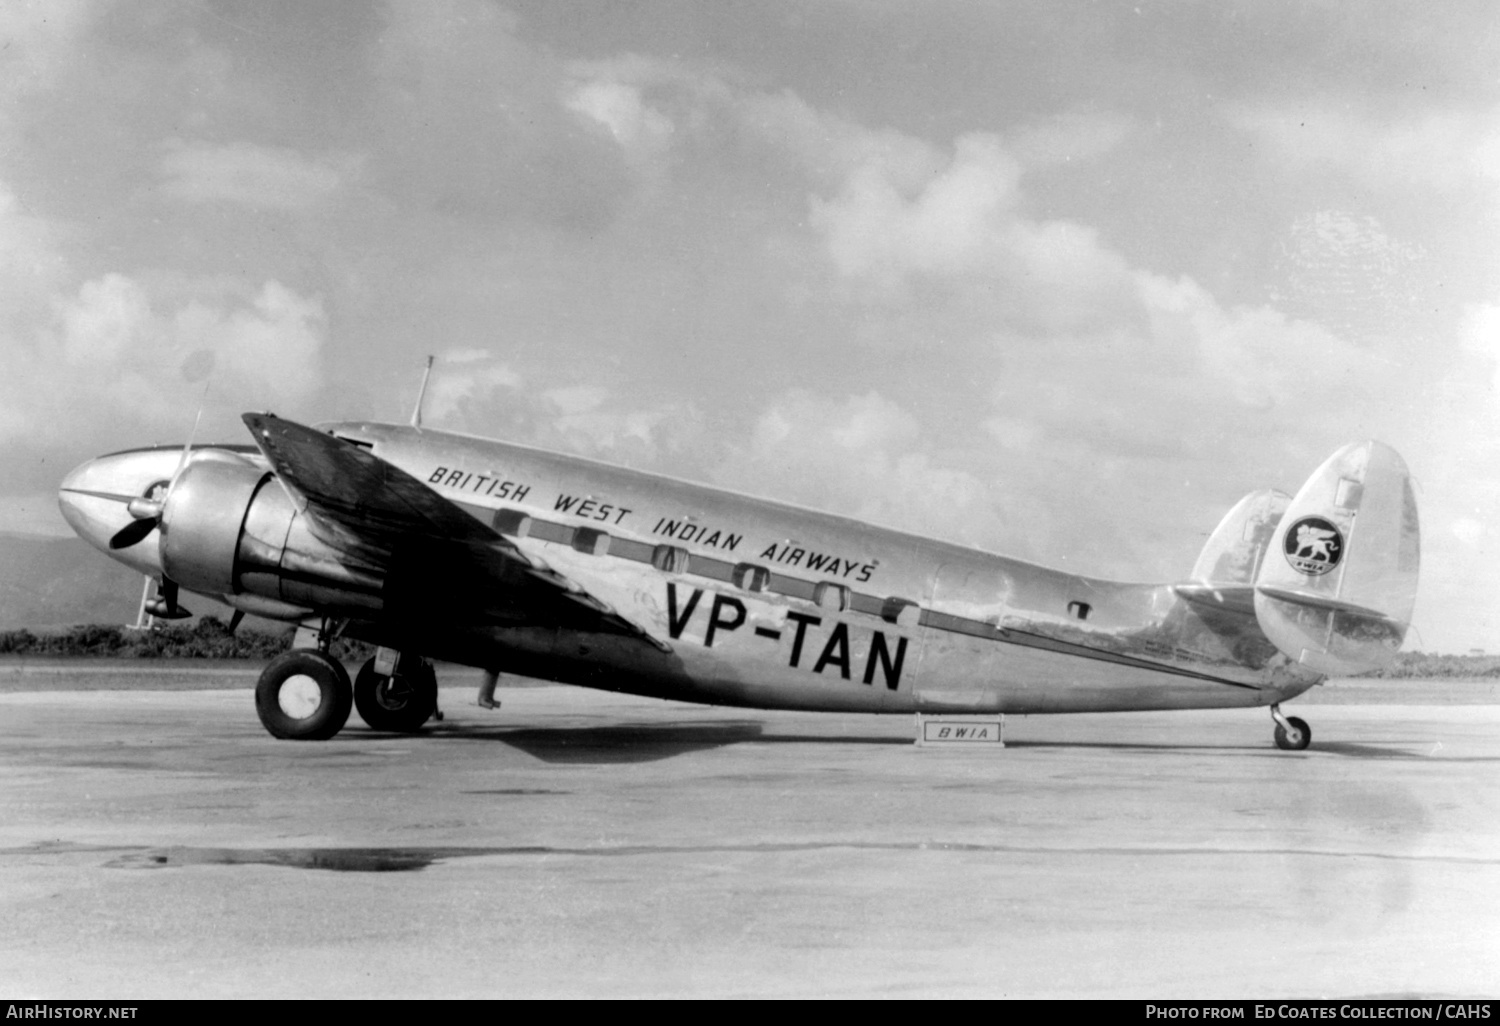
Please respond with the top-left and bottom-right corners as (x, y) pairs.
(354, 657), (437, 732)
(1274, 715), (1312, 751)
(255, 649), (353, 740)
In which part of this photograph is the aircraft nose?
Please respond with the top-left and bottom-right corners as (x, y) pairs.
(57, 458), (123, 551)
(57, 449), (179, 574)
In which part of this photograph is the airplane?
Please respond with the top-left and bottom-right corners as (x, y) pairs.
(56, 393), (1420, 751)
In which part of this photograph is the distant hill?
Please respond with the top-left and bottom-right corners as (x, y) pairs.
(0, 532), (265, 633)
(0, 532), (147, 629)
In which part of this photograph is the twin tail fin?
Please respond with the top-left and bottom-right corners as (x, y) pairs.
(1180, 442), (1420, 676)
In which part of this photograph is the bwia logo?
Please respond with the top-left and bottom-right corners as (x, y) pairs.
(1283, 516), (1344, 576)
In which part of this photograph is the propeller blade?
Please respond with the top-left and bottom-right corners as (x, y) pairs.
(109, 516), (160, 550)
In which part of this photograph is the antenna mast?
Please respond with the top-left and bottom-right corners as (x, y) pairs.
(410, 355), (435, 428)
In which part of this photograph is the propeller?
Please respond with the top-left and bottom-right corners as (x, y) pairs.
(108, 494), (165, 549)
(107, 389), (209, 551)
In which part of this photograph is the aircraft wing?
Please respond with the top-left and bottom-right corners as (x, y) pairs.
(245, 412), (504, 550)
(242, 412), (665, 646)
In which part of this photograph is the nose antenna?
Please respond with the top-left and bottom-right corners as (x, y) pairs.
(107, 366), (212, 550)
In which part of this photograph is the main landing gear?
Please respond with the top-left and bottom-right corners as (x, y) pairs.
(354, 654), (439, 732)
(1270, 703), (1311, 751)
(255, 648), (353, 741)
(253, 626), (440, 740)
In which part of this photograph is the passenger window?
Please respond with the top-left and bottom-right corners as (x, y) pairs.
(733, 563), (771, 592)
(814, 582), (850, 612)
(651, 544), (689, 574)
(492, 510), (532, 538)
(882, 597), (920, 627)
(572, 528), (610, 556)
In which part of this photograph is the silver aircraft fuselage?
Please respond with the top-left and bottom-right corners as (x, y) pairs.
(58, 419), (1323, 717)
(320, 421), (1318, 714)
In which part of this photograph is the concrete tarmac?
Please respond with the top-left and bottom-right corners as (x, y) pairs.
(1, 665), (1498, 998)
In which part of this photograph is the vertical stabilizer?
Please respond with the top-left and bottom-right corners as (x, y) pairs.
(1253, 441), (1420, 676)
(1190, 488), (1290, 587)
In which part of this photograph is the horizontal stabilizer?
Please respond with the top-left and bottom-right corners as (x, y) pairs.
(1173, 583), (1258, 615)
(1253, 441), (1419, 676)
(1253, 585), (1403, 626)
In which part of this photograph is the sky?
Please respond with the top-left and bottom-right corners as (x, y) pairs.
(1, 1), (1497, 652)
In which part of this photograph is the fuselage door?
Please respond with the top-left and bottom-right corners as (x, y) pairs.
(913, 562), (1010, 712)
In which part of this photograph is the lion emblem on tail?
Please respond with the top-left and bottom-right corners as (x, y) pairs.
(1283, 516), (1344, 576)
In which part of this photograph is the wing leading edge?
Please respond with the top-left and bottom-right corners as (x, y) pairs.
(241, 412), (665, 647)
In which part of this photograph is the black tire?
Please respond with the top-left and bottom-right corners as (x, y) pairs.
(1274, 715), (1312, 751)
(354, 657), (437, 732)
(255, 649), (353, 741)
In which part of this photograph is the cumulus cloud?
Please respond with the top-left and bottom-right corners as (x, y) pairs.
(712, 391), (1004, 549)
(11, 273), (326, 437)
(1459, 302), (1500, 394)
(158, 141), (349, 210)
(0, 182), (68, 320)
(1451, 517), (1484, 547)
(417, 349), (706, 473)
(1270, 211), (1428, 345)
(1006, 109), (1135, 168)
(558, 57), (950, 190)
(424, 350), (524, 423)
(0, 167), (326, 513)
(1230, 100), (1500, 195)
(564, 79), (675, 159)
(737, 89), (947, 190)
(0, 173), (326, 477)
(806, 132), (1137, 331)
(371, 0), (630, 227)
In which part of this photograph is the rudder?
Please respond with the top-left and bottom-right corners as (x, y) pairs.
(1252, 441), (1420, 676)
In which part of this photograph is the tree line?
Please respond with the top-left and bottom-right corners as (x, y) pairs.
(0, 617), (372, 661)
(0, 619), (1492, 678)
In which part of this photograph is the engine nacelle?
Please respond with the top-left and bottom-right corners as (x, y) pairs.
(159, 454), (267, 596)
(160, 454), (384, 616)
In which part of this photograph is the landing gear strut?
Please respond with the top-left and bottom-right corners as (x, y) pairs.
(354, 652), (439, 732)
(1270, 703), (1311, 751)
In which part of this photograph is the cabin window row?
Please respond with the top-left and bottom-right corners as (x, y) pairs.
(484, 505), (926, 628)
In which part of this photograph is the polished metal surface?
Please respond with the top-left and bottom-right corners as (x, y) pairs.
(159, 454), (264, 595)
(57, 419), (1422, 722)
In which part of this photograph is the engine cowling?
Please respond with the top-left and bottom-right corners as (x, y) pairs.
(159, 453), (384, 616)
(159, 454), (267, 595)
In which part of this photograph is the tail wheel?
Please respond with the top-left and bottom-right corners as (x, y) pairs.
(254, 649), (353, 741)
(1274, 715), (1312, 751)
(354, 657), (437, 732)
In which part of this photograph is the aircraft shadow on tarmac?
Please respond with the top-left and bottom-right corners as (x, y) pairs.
(392, 719), (913, 763)
(355, 720), (1498, 763)
(997, 739), (1500, 761)
(1311, 740), (1500, 762)
(434, 719), (771, 764)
